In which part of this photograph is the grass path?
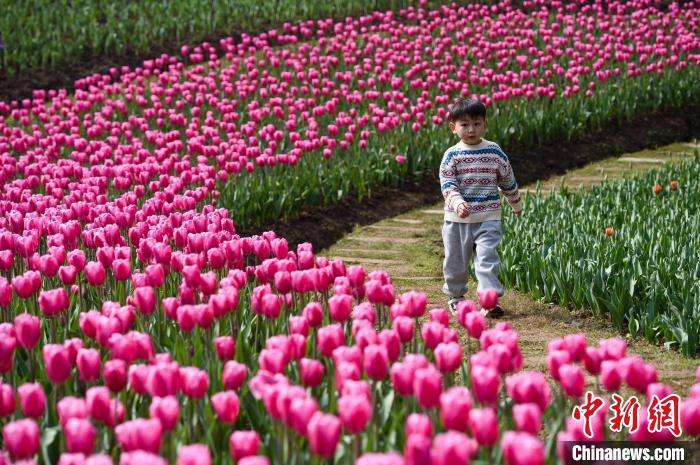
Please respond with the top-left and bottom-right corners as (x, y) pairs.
(320, 141), (699, 393)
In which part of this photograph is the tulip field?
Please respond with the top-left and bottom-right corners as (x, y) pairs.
(0, 0), (699, 463)
(500, 152), (700, 356)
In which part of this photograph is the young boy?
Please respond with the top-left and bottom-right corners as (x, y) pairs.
(439, 98), (523, 318)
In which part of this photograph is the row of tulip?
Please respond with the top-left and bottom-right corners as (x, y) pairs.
(1, 1), (698, 231)
(0, 0), (445, 81)
(501, 153), (700, 356)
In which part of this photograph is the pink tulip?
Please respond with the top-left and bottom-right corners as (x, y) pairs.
(18, 383), (45, 419)
(502, 431), (544, 465)
(177, 444), (210, 465)
(413, 365), (442, 409)
(134, 286), (156, 315)
(104, 359), (127, 392)
(478, 289), (499, 310)
(119, 451), (167, 465)
(513, 403), (542, 434)
(64, 418), (95, 455)
(681, 398), (700, 436)
(420, 322), (444, 350)
(43, 343), (71, 384)
(307, 412), (341, 458)
(363, 344), (389, 380)
(599, 337), (627, 361)
(440, 387), (472, 431)
(215, 336), (235, 361)
(3, 418), (40, 461)
(600, 360), (622, 391)
(392, 316), (414, 343)
(85, 261), (106, 287)
(302, 302), (324, 327)
(470, 364), (500, 405)
(468, 408), (498, 446)
(431, 431), (473, 465)
(328, 294), (353, 322)
(229, 430), (261, 461)
(464, 311), (486, 339)
(147, 362), (181, 397)
(180, 367), (209, 399)
(222, 361), (247, 390)
(404, 434), (432, 465)
(406, 413), (433, 438)
(583, 347), (602, 375)
(338, 395), (372, 434)
(434, 342), (462, 373)
(506, 371), (551, 412)
(57, 397), (87, 427)
(317, 324), (344, 357)
(0, 383), (15, 417)
(115, 418), (162, 453)
(86, 387), (111, 424)
(211, 391), (240, 424)
(149, 396), (180, 432)
(14, 314), (40, 349)
(356, 453), (405, 465)
(38, 288), (69, 317)
(300, 358), (324, 387)
(558, 363), (585, 398)
(238, 458), (269, 465)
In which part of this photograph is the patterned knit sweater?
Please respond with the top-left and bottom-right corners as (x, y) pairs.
(439, 138), (523, 223)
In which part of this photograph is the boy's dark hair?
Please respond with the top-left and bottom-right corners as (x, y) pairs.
(448, 98), (487, 122)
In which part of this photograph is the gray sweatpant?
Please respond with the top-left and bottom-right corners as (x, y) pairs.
(442, 220), (504, 299)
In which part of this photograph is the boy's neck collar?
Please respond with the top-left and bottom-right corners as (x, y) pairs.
(458, 138), (487, 148)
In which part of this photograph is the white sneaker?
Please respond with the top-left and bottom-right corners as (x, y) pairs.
(447, 297), (464, 315)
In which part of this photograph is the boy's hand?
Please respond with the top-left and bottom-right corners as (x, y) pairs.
(457, 203), (469, 218)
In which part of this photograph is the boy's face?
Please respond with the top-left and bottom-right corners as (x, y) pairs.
(449, 116), (488, 145)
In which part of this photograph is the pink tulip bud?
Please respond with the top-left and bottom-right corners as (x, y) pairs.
(328, 294), (353, 322)
(392, 316), (414, 343)
(583, 347), (602, 375)
(464, 311), (486, 339)
(14, 313), (40, 349)
(65, 418), (95, 455)
(18, 383), (45, 419)
(363, 344), (389, 381)
(149, 396), (180, 432)
(338, 395), (372, 434)
(288, 396), (319, 436)
(211, 390), (240, 424)
(229, 430), (261, 461)
(413, 365), (443, 409)
(513, 403), (542, 435)
(378, 329), (401, 363)
(470, 364), (500, 405)
(76, 348), (101, 382)
(468, 407), (498, 446)
(317, 324), (344, 357)
(307, 412), (341, 459)
(502, 431), (544, 465)
(506, 371), (551, 412)
(478, 289), (499, 310)
(440, 386), (473, 432)
(547, 349), (571, 381)
(180, 367), (209, 399)
(2, 418), (40, 461)
(302, 301), (324, 327)
(147, 362), (181, 397)
(599, 337), (627, 361)
(563, 333), (587, 362)
(406, 413), (433, 438)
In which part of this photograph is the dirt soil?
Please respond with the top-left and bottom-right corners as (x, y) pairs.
(240, 104), (700, 250)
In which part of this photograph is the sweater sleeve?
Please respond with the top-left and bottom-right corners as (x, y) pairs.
(439, 149), (466, 212)
(495, 148), (523, 213)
